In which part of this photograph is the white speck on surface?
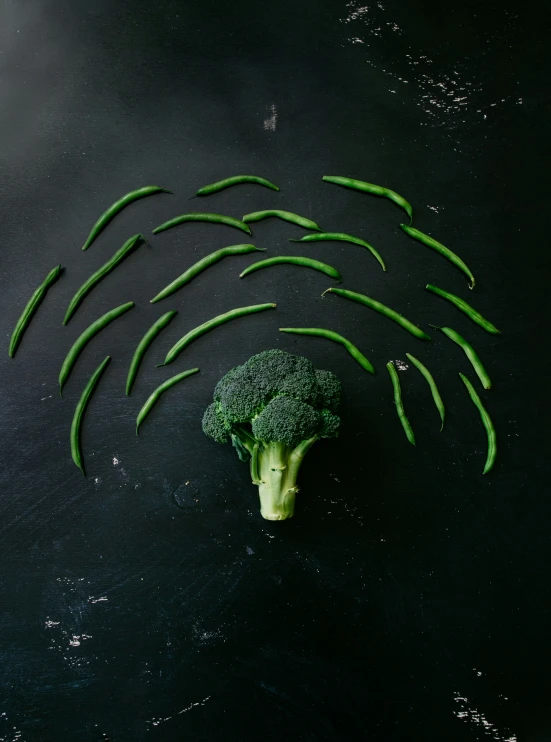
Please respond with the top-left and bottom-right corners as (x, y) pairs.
(40, 395), (52, 401)
(88, 596), (108, 604)
(452, 691), (517, 741)
(395, 359), (409, 371)
(44, 620), (60, 628)
(112, 457), (119, 466)
(427, 204), (441, 213)
(263, 103), (278, 131)
(246, 546), (255, 555)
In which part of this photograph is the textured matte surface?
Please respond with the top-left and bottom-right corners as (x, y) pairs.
(0, 1), (548, 740)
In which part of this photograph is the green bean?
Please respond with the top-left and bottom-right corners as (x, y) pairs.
(153, 213), (251, 236)
(59, 302), (134, 396)
(459, 373), (497, 474)
(195, 175), (279, 196)
(431, 325), (491, 390)
(322, 175), (413, 224)
(279, 327), (375, 374)
(400, 225), (475, 289)
(9, 264), (63, 358)
(64, 234), (144, 325)
(426, 284), (499, 334)
(290, 232), (386, 271)
(322, 287), (431, 341)
(160, 303), (276, 366)
(136, 368), (199, 434)
(240, 256), (341, 282)
(386, 361), (415, 445)
(405, 353), (445, 430)
(125, 311), (178, 396)
(242, 210), (322, 231)
(71, 356), (111, 475)
(81, 186), (171, 251)
(150, 244), (264, 303)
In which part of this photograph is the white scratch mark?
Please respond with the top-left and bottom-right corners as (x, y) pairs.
(263, 104), (278, 131)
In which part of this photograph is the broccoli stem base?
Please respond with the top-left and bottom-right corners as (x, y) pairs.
(255, 439), (317, 521)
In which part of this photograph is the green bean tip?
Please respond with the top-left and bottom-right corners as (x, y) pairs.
(321, 288), (333, 298)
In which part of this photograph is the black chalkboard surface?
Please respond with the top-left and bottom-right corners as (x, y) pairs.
(1, 0), (548, 739)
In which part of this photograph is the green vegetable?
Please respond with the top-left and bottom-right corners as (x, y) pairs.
(202, 349), (341, 521)
(150, 244), (264, 303)
(81, 186), (171, 251)
(242, 210), (322, 231)
(136, 368), (199, 434)
(240, 256), (342, 281)
(405, 353), (445, 430)
(64, 234), (144, 325)
(290, 232), (386, 271)
(322, 175), (413, 224)
(279, 327), (375, 374)
(459, 373), (497, 474)
(9, 264), (63, 358)
(71, 356), (111, 475)
(431, 325), (491, 390)
(426, 284), (499, 333)
(126, 311), (178, 396)
(195, 175), (279, 196)
(386, 361), (415, 445)
(400, 225), (475, 289)
(153, 213), (251, 236)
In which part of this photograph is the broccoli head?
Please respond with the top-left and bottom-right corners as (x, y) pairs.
(202, 349), (341, 520)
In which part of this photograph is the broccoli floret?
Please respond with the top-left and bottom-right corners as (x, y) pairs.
(201, 349), (341, 521)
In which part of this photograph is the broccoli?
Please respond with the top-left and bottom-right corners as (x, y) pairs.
(202, 349), (341, 521)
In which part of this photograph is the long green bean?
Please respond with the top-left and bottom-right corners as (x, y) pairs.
(71, 356), (111, 474)
(242, 210), (322, 231)
(290, 232), (386, 271)
(386, 361), (415, 445)
(81, 186), (171, 251)
(405, 353), (445, 430)
(153, 213), (251, 236)
(426, 284), (499, 333)
(64, 234), (144, 325)
(125, 311), (178, 396)
(159, 303), (276, 366)
(151, 244), (264, 303)
(279, 327), (375, 374)
(322, 175), (413, 224)
(431, 325), (491, 389)
(59, 302), (134, 396)
(401, 225), (475, 289)
(9, 265), (63, 358)
(459, 372), (497, 474)
(322, 287), (431, 341)
(240, 256), (341, 281)
(136, 368), (199, 434)
(195, 175), (279, 196)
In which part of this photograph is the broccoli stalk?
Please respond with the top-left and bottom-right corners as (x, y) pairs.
(202, 350), (341, 521)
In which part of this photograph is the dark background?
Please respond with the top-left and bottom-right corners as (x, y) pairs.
(0, 1), (549, 740)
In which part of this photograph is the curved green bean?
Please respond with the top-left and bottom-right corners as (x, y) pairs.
(426, 284), (499, 333)
(322, 175), (413, 224)
(290, 232), (386, 271)
(64, 234), (144, 325)
(459, 372), (497, 474)
(240, 256), (341, 282)
(405, 353), (445, 430)
(160, 303), (276, 366)
(386, 361), (415, 445)
(136, 368), (199, 434)
(279, 327), (375, 374)
(322, 287), (431, 341)
(9, 264), (63, 358)
(81, 186), (171, 251)
(195, 175), (279, 196)
(400, 225), (475, 289)
(126, 311), (178, 396)
(59, 302), (134, 396)
(431, 325), (491, 390)
(71, 356), (111, 475)
(153, 213), (251, 236)
(151, 244), (264, 303)
(242, 210), (322, 232)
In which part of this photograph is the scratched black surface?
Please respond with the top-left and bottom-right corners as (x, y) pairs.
(1, 1), (550, 740)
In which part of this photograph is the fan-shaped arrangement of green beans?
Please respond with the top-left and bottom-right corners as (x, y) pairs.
(8, 171), (500, 478)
